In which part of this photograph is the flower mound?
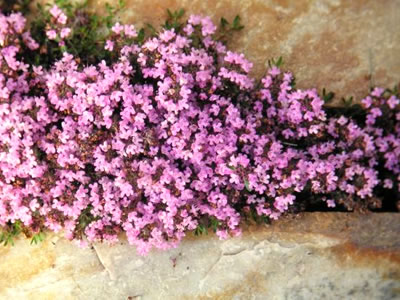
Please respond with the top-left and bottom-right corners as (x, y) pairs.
(0, 7), (399, 254)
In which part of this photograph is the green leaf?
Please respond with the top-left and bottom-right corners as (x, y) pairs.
(177, 8), (185, 18)
(167, 8), (174, 18)
(145, 23), (158, 35)
(232, 15), (244, 31)
(194, 224), (208, 236)
(210, 218), (219, 233)
(0, 233), (5, 244)
(268, 56), (284, 68)
(244, 179), (251, 191)
(220, 17), (229, 29)
(276, 56), (283, 67)
(342, 96), (354, 107)
(137, 28), (145, 44)
(7, 236), (14, 246)
(290, 76), (297, 89)
(119, 0), (126, 9)
(105, 2), (113, 14)
(233, 15), (240, 28)
(13, 220), (22, 232)
(31, 232), (46, 245)
(322, 88), (335, 103)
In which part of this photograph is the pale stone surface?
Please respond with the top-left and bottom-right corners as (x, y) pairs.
(1, 213), (399, 299)
(34, 0), (400, 102)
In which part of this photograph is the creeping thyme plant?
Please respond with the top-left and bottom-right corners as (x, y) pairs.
(0, 0), (399, 254)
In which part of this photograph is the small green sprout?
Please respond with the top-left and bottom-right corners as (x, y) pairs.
(163, 8), (185, 32)
(244, 178), (251, 192)
(216, 15), (245, 45)
(31, 232), (46, 245)
(342, 96), (354, 108)
(268, 56), (284, 68)
(194, 224), (208, 236)
(232, 15), (245, 31)
(0, 220), (23, 246)
(209, 217), (220, 233)
(322, 88), (335, 103)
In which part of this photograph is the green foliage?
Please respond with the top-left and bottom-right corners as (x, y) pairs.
(240, 207), (270, 225)
(194, 217), (221, 236)
(216, 15), (245, 45)
(385, 83), (400, 98)
(76, 206), (95, 232)
(134, 9), (186, 45)
(136, 28), (146, 44)
(290, 75), (297, 89)
(232, 15), (245, 31)
(209, 217), (220, 233)
(220, 17), (229, 29)
(194, 224), (208, 236)
(163, 8), (185, 32)
(244, 178), (251, 192)
(250, 210), (270, 225)
(220, 15), (244, 32)
(341, 96), (354, 108)
(324, 94), (365, 124)
(0, 221), (23, 246)
(25, 0), (125, 67)
(268, 56), (284, 68)
(322, 88), (335, 104)
(30, 231), (46, 245)
(0, 220), (46, 246)
(0, 0), (31, 15)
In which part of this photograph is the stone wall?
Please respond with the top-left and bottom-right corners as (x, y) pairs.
(0, 213), (399, 299)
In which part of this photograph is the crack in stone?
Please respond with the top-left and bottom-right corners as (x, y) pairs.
(198, 247), (249, 289)
(251, 240), (265, 251)
(92, 243), (115, 281)
(20, 279), (65, 292)
(21, 273), (81, 293)
(222, 248), (248, 256)
(72, 277), (83, 295)
(198, 251), (223, 289)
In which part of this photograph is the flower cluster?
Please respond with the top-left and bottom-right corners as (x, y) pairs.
(45, 5), (71, 45)
(0, 6), (398, 254)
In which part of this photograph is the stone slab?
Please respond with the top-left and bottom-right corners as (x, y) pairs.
(0, 213), (399, 299)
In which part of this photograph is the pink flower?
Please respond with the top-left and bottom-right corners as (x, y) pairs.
(112, 22), (124, 35)
(124, 25), (137, 38)
(105, 40), (114, 51)
(326, 200), (336, 208)
(57, 13), (68, 25)
(49, 5), (63, 18)
(46, 30), (57, 40)
(384, 179), (393, 189)
(60, 28), (71, 39)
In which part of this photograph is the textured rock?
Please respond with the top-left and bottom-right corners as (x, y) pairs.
(0, 213), (399, 299)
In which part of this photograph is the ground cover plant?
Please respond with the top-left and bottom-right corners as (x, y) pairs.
(0, 0), (399, 254)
